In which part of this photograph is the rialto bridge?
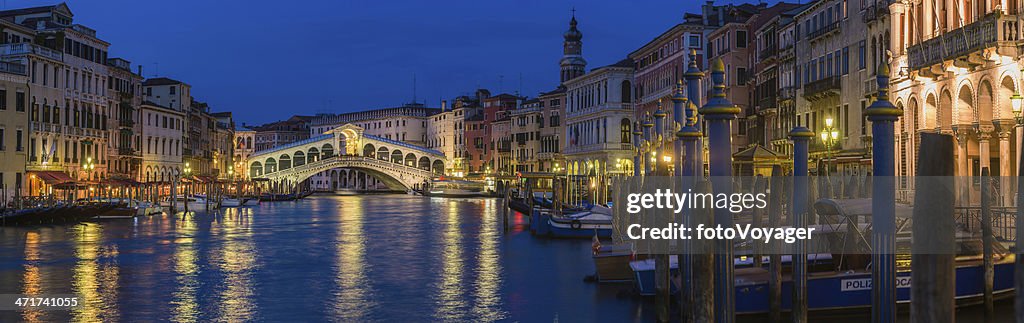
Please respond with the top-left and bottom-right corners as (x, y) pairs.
(247, 124), (445, 190)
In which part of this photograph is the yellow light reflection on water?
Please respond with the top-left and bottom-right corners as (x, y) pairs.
(434, 200), (465, 321)
(473, 199), (505, 321)
(21, 231), (42, 323)
(71, 223), (121, 322)
(216, 207), (258, 321)
(334, 198), (373, 320)
(171, 216), (199, 322)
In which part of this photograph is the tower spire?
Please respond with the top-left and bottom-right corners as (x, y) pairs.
(559, 10), (586, 84)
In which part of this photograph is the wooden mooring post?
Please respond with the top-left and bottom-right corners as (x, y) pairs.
(981, 167), (994, 323)
(767, 166), (783, 322)
(909, 132), (954, 323)
(692, 180), (715, 323)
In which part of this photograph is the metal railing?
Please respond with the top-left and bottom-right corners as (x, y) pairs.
(802, 76), (841, 98)
(758, 45), (777, 60)
(907, 12), (1018, 70)
(807, 21), (841, 41)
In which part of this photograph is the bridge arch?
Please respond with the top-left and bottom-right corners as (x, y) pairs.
(405, 153), (416, 167)
(432, 160), (444, 175)
(279, 154), (292, 170)
(363, 143), (376, 158)
(391, 149), (403, 164)
(250, 161), (263, 177)
(322, 143), (335, 158)
(248, 123), (448, 189)
(265, 157), (277, 173)
(308, 147), (320, 163)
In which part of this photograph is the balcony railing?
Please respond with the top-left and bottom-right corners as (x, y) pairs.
(802, 76), (841, 98)
(0, 43), (63, 61)
(863, 78), (878, 97)
(119, 119), (134, 128)
(758, 95), (777, 109)
(0, 60), (25, 75)
(758, 45), (777, 61)
(807, 21), (841, 41)
(779, 86), (797, 100)
(118, 147), (140, 157)
(906, 12), (1019, 71)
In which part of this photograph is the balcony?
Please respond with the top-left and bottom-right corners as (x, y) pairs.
(807, 21), (841, 42)
(779, 86), (797, 101)
(802, 76), (841, 99)
(0, 43), (63, 61)
(861, 4), (888, 23)
(118, 147), (140, 157)
(777, 44), (794, 61)
(119, 119), (134, 128)
(758, 45), (777, 61)
(906, 12), (1019, 72)
(758, 95), (777, 110)
(0, 60), (25, 75)
(863, 78), (878, 97)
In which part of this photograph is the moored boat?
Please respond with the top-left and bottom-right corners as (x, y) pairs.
(546, 210), (613, 238)
(423, 179), (487, 198)
(160, 195), (211, 210)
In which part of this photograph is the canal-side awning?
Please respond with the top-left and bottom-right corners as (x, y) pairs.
(28, 171), (74, 185)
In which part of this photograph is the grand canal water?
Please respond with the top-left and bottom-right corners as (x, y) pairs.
(0, 195), (1013, 322)
(0, 195), (658, 322)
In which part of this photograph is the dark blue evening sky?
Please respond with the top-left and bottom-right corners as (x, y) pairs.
(5, 0), (758, 125)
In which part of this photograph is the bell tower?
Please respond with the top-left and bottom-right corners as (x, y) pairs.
(559, 12), (586, 84)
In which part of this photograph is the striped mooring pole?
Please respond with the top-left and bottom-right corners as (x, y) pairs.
(699, 57), (740, 323)
(790, 126), (814, 322)
(866, 61), (901, 323)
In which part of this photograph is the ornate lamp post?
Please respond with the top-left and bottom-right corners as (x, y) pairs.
(820, 117), (839, 194)
(83, 157), (95, 199)
(1010, 68), (1024, 323)
(183, 162), (192, 213)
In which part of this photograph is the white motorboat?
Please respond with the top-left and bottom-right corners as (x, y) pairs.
(160, 195), (212, 211)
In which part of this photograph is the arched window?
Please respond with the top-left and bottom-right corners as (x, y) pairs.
(620, 118), (631, 143)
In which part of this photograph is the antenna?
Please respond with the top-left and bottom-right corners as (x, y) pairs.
(518, 73), (523, 97)
(412, 74), (417, 104)
(153, 62), (159, 77)
(498, 75), (504, 93)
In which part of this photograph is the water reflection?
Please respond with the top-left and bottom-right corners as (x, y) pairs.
(21, 231), (42, 323)
(216, 208), (258, 322)
(473, 199), (505, 321)
(171, 215), (199, 322)
(333, 198), (374, 320)
(0, 195), (658, 322)
(71, 223), (121, 322)
(434, 200), (465, 321)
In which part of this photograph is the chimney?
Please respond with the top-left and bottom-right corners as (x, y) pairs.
(441, 100), (447, 111)
(702, 1), (712, 26)
(137, 65), (143, 77)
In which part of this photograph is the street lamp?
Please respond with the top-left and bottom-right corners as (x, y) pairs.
(1011, 91), (1023, 124)
(820, 117), (840, 193)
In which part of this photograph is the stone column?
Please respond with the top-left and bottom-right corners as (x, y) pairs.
(978, 130), (991, 176)
(1000, 130), (1012, 205)
(956, 132), (969, 177)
